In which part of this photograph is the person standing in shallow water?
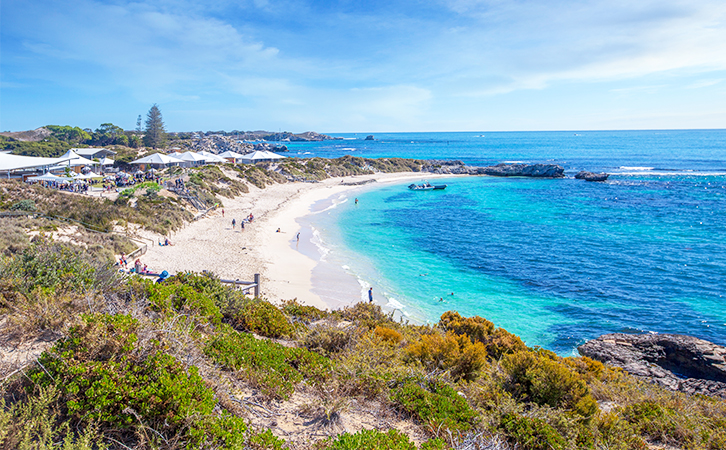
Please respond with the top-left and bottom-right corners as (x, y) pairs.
(368, 287), (373, 303)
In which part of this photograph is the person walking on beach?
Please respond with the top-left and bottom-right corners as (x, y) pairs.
(296, 232), (300, 242)
(232, 218), (236, 229)
(368, 287), (373, 303)
(222, 208), (225, 217)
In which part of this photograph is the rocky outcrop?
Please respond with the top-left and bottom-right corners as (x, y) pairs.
(579, 333), (726, 398)
(575, 171), (609, 182)
(478, 163), (565, 178)
(364, 135), (374, 141)
(253, 143), (288, 152)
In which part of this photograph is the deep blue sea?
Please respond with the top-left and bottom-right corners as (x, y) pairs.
(289, 130), (726, 355)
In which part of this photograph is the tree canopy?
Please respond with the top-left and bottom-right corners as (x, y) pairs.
(143, 104), (166, 149)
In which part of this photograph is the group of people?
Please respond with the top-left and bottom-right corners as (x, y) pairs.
(231, 213), (254, 230)
(118, 253), (149, 275)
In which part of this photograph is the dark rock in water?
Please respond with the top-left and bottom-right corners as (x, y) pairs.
(478, 163), (565, 178)
(579, 333), (726, 398)
(253, 143), (288, 152)
(575, 171), (609, 181)
(364, 135), (374, 141)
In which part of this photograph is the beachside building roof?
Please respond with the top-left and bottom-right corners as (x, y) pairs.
(0, 153), (74, 174)
(72, 147), (116, 159)
(239, 150), (286, 163)
(218, 150), (245, 159)
(130, 153), (183, 166)
(177, 151), (206, 162)
(197, 151), (227, 163)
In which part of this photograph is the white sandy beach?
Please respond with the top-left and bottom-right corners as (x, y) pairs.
(138, 172), (455, 310)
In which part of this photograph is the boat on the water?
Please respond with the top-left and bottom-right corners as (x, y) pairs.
(408, 181), (447, 191)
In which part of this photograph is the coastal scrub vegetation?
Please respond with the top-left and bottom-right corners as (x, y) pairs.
(2, 242), (726, 449)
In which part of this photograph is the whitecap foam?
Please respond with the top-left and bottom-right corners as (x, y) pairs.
(619, 166), (654, 170)
(386, 297), (406, 310)
(312, 196), (349, 215)
(614, 171), (726, 176)
(310, 227), (330, 261)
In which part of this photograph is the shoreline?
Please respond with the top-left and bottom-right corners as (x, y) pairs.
(138, 172), (459, 311)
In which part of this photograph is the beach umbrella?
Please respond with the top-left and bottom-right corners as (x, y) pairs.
(98, 157), (115, 166)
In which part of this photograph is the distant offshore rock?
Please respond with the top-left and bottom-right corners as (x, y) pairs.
(575, 171), (609, 182)
(364, 135), (374, 141)
(579, 333), (726, 398)
(477, 163), (565, 178)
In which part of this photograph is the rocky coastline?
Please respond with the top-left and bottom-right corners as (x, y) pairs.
(579, 333), (726, 398)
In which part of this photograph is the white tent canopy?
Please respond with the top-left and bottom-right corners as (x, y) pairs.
(74, 172), (102, 180)
(0, 153), (74, 173)
(58, 149), (96, 167)
(239, 150), (286, 163)
(130, 153), (183, 165)
(26, 172), (74, 183)
(98, 156), (114, 166)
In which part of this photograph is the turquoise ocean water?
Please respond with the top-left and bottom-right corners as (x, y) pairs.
(288, 130), (726, 355)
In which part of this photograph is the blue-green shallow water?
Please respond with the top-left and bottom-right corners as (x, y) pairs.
(294, 131), (726, 355)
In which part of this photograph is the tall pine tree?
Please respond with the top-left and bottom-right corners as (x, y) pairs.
(143, 104), (166, 148)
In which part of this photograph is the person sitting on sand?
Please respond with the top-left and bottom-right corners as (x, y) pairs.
(164, 237), (172, 246)
(276, 228), (280, 233)
(142, 264), (148, 274)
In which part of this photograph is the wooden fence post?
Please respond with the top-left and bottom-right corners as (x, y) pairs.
(254, 273), (260, 298)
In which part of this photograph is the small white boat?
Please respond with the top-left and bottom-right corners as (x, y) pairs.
(408, 181), (447, 191)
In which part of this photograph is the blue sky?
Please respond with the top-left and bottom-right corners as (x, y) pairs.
(1, 0), (725, 132)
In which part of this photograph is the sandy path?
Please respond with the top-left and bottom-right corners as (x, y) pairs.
(138, 172), (455, 310)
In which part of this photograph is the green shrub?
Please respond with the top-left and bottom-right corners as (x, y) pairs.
(9, 199), (37, 211)
(26, 314), (221, 444)
(0, 385), (107, 450)
(595, 412), (648, 450)
(621, 401), (678, 443)
(0, 240), (109, 295)
(145, 278), (222, 324)
(205, 328), (331, 399)
(282, 298), (328, 322)
(392, 380), (478, 435)
(502, 350), (598, 418)
(501, 413), (568, 450)
(320, 428), (416, 450)
(375, 326), (403, 344)
(302, 322), (358, 356)
(405, 331), (488, 381)
(337, 302), (393, 329)
(221, 297), (292, 338)
(439, 311), (527, 359)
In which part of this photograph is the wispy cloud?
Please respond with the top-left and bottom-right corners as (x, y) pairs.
(2, 0), (726, 130)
